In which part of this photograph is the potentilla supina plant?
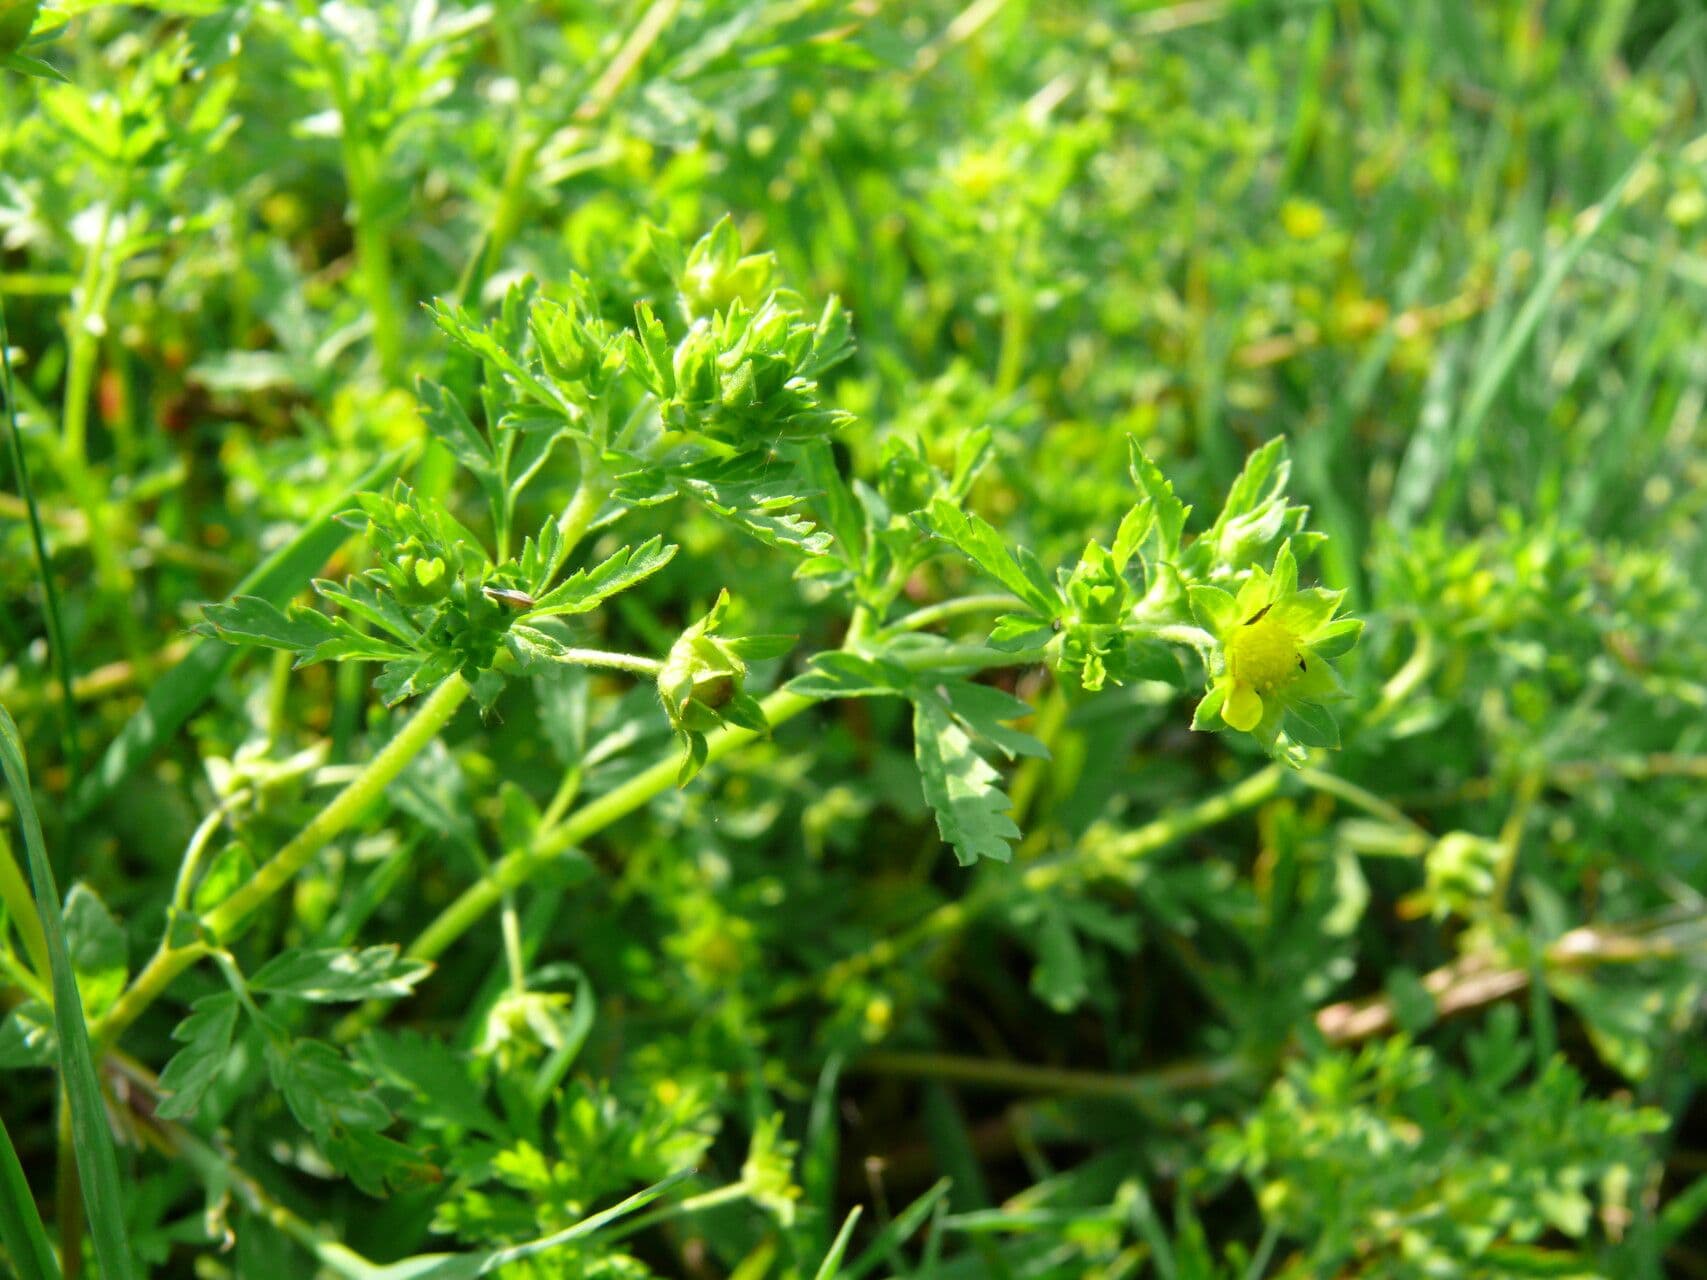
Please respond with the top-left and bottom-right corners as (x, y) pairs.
(1188, 540), (1362, 756)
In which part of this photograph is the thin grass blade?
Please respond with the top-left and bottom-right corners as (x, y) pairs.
(0, 705), (133, 1279)
(0, 1106), (60, 1280)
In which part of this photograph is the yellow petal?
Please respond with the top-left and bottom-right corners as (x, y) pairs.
(1224, 682), (1264, 732)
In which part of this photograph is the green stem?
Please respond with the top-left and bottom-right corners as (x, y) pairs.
(794, 763), (1287, 1000)
(405, 643), (1049, 965)
(351, 185), (402, 386)
(602, 1180), (749, 1245)
(61, 201), (113, 467)
(547, 443), (605, 578)
(547, 648), (664, 678)
(169, 790), (250, 912)
(852, 1049), (1246, 1100)
(93, 674), (471, 1049)
(880, 592), (1022, 637)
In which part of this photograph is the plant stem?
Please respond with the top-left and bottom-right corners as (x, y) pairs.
(601, 1180), (749, 1245)
(881, 592), (1022, 636)
(93, 674), (472, 1049)
(851, 1049), (1247, 1100)
(791, 763), (1287, 1001)
(547, 442), (606, 577)
(405, 643), (1050, 965)
(549, 648), (664, 678)
(61, 201), (113, 467)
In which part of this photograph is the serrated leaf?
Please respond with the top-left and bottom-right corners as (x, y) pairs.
(676, 471), (833, 555)
(315, 576), (423, 646)
(919, 499), (1060, 617)
(526, 537), (677, 618)
(988, 613), (1055, 651)
(267, 1037), (392, 1137)
(63, 883), (125, 1016)
(200, 595), (412, 666)
(1211, 436), (1288, 531)
(155, 992), (240, 1119)
(1111, 500), (1155, 572)
(249, 945), (432, 1002)
(1127, 439), (1189, 560)
(359, 1029), (502, 1136)
(912, 694), (1019, 866)
(933, 679), (1046, 761)
(784, 652), (911, 700)
(417, 378), (493, 475)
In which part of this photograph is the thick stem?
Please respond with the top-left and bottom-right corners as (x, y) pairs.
(93, 674), (471, 1048)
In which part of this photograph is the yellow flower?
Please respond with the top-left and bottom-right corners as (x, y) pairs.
(1188, 542), (1361, 754)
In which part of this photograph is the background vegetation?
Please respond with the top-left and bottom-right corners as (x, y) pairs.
(3, 1), (1707, 1276)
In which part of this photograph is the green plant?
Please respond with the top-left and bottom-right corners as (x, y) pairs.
(3, 2), (1707, 1277)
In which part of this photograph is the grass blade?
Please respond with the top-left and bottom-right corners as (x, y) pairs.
(71, 441), (419, 819)
(0, 704), (134, 1280)
(0, 293), (80, 788)
(315, 1166), (696, 1279)
(842, 1178), (952, 1280)
(1429, 153), (1645, 523)
(0, 1106), (60, 1280)
(813, 1206), (862, 1280)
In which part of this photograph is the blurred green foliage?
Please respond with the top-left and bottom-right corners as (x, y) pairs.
(2, 1), (1707, 1277)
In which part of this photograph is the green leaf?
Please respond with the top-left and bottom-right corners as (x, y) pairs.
(912, 695), (1020, 866)
(199, 595), (412, 665)
(1187, 584), (1238, 636)
(267, 1037), (392, 1138)
(155, 992), (240, 1119)
(784, 652), (911, 700)
(63, 884), (126, 1016)
(1127, 438), (1189, 559)
(812, 1207), (863, 1280)
(1031, 900), (1087, 1012)
(416, 378), (492, 475)
(918, 499), (1061, 618)
(933, 679), (1046, 761)
(0, 1001), (54, 1068)
(0, 1), (40, 55)
(359, 1030), (502, 1137)
(72, 443), (417, 819)
(1284, 702), (1340, 749)
(0, 50), (66, 81)
(525, 537), (677, 618)
(840, 1179), (952, 1280)
(0, 706), (135, 1280)
(676, 470), (834, 556)
(325, 1167), (693, 1280)
(249, 945), (432, 1002)
(0, 1102), (58, 1280)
